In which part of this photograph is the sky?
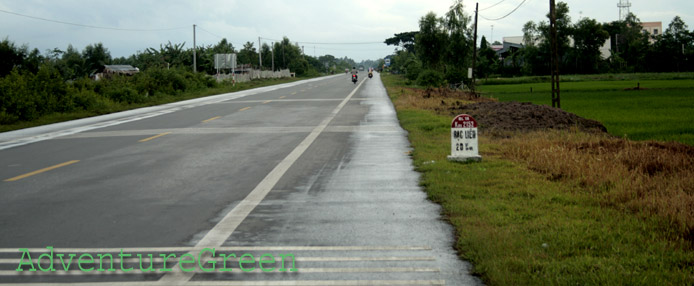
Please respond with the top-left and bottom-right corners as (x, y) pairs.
(1, 0), (692, 63)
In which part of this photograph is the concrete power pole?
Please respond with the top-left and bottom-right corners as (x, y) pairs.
(193, 24), (196, 73)
(258, 37), (262, 70)
(471, 2), (479, 96)
(550, 0), (561, 109)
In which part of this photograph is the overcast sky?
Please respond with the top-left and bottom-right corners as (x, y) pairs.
(1, 0), (692, 62)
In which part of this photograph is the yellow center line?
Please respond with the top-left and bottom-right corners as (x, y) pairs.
(291, 92), (297, 95)
(262, 100), (272, 104)
(279, 96), (287, 99)
(239, 107), (251, 112)
(4, 160), (80, 182)
(139, 132), (171, 142)
(202, 116), (221, 123)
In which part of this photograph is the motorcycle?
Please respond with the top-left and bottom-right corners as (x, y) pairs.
(368, 72), (373, 79)
(352, 74), (357, 84)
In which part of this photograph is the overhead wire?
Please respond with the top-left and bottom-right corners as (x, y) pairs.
(0, 8), (188, 31)
(480, 0), (508, 12)
(479, 0), (529, 21)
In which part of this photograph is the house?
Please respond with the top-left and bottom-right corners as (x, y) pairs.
(91, 65), (139, 80)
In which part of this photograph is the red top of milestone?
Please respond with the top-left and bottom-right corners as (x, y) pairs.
(451, 114), (478, 128)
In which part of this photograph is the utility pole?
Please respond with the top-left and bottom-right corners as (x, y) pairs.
(271, 42), (275, 71)
(471, 2), (479, 96)
(193, 24), (196, 73)
(550, 0), (561, 108)
(258, 37), (262, 70)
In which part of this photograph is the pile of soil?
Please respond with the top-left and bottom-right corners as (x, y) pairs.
(442, 101), (608, 133)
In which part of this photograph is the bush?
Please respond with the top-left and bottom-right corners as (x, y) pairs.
(404, 59), (422, 81)
(445, 68), (466, 86)
(417, 69), (444, 87)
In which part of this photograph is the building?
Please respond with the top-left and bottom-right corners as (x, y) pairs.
(641, 22), (662, 36)
(91, 65), (139, 80)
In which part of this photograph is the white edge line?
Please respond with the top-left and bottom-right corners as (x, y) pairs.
(0, 75), (340, 151)
(0, 256), (436, 264)
(0, 245), (431, 253)
(0, 279), (445, 286)
(0, 267), (439, 276)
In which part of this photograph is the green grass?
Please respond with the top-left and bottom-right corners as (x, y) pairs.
(481, 72), (694, 85)
(397, 108), (694, 285)
(478, 79), (694, 145)
(0, 76), (309, 133)
(381, 73), (694, 285)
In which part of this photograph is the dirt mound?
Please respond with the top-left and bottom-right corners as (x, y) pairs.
(442, 101), (607, 133)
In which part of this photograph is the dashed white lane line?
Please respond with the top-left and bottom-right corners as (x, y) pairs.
(157, 75), (368, 284)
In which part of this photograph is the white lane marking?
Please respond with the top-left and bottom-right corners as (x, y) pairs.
(0, 75), (341, 151)
(0, 245), (430, 253)
(158, 78), (369, 284)
(0, 280), (446, 285)
(1, 267), (439, 276)
(59, 125), (402, 139)
(0, 256), (436, 264)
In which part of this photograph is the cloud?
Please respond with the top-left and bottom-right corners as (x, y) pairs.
(0, 0), (692, 62)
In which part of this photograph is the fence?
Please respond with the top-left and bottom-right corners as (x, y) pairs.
(214, 69), (292, 83)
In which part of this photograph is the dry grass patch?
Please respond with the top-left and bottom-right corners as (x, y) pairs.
(498, 131), (694, 242)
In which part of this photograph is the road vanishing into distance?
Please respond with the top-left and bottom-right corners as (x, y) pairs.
(0, 73), (480, 285)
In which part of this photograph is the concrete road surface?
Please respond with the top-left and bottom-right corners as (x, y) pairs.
(0, 73), (480, 285)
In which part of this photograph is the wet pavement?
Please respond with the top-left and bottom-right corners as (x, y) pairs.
(0, 73), (480, 285)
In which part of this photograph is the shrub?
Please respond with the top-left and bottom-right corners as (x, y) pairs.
(404, 59), (422, 81)
(445, 68), (466, 86)
(417, 69), (444, 87)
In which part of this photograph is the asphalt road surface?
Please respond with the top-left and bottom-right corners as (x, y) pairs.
(0, 73), (480, 285)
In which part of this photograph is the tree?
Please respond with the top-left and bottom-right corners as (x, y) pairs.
(415, 12), (446, 70)
(477, 36), (498, 79)
(60, 45), (85, 79)
(384, 31), (418, 54)
(0, 38), (26, 77)
(443, 0), (472, 82)
(237, 42), (258, 66)
(82, 43), (112, 74)
(537, 1), (572, 74)
(572, 18), (609, 74)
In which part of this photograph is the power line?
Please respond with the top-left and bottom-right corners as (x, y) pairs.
(479, 0), (528, 21)
(480, 0), (508, 11)
(0, 8), (188, 31)
(197, 26), (226, 39)
(297, 41), (383, 45)
(260, 37), (382, 45)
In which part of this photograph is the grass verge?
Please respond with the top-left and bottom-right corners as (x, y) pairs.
(382, 73), (694, 285)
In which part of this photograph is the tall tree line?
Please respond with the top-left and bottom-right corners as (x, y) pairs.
(386, 1), (694, 82)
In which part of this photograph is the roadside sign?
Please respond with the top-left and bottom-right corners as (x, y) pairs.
(447, 114), (482, 162)
(385, 59), (391, 67)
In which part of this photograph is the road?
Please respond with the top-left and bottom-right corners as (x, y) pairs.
(0, 73), (480, 285)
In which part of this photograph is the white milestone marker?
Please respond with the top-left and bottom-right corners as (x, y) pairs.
(447, 114), (482, 162)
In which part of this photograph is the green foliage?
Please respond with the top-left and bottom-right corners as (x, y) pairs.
(0, 64), (218, 125)
(415, 12), (447, 70)
(382, 73), (694, 285)
(417, 69), (444, 87)
(444, 67), (466, 86)
(478, 77), (694, 145)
